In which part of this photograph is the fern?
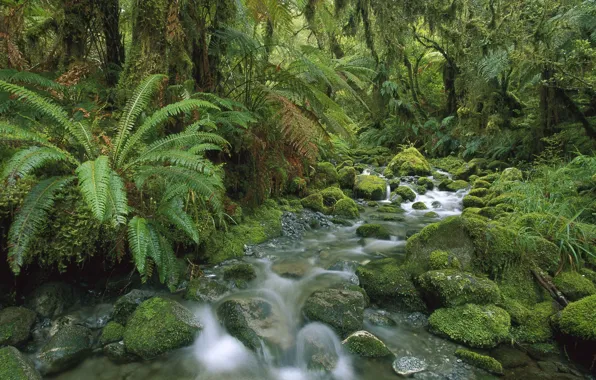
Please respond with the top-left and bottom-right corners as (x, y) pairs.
(104, 172), (128, 226)
(128, 216), (150, 274)
(2, 146), (74, 182)
(76, 156), (112, 221)
(158, 197), (200, 243)
(7, 176), (75, 274)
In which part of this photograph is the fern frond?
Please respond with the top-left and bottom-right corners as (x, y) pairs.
(132, 150), (216, 173)
(76, 156), (112, 221)
(146, 223), (178, 289)
(2, 146), (75, 182)
(128, 216), (150, 274)
(7, 176), (75, 274)
(187, 143), (223, 154)
(138, 131), (228, 157)
(104, 171), (128, 226)
(0, 69), (64, 91)
(0, 80), (94, 157)
(116, 99), (220, 167)
(112, 74), (167, 164)
(158, 197), (200, 243)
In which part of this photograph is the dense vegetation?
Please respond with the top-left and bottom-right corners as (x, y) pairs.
(0, 1), (596, 376)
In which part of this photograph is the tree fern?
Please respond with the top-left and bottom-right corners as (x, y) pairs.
(7, 176), (75, 274)
(76, 156), (112, 221)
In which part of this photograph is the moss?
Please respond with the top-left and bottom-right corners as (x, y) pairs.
(580, 268), (596, 284)
(473, 179), (491, 189)
(455, 349), (503, 375)
(424, 211), (440, 218)
(319, 187), (345, 206)
(342, 331), (392, 358)
(438, 179), (469, 192)
(511, 301), (557, 343)
(0, 307), (36, 347)
(0, 346), (41, 380)
(123, 297), (201, 359)
(356, 224), (391, 240)
(184, 278), (229, 303)
(388, 178), (401, 191)
(223, 264), (257, 282)
(487, 161), (508, 171)
(478, 207), (499, 219)
(383, 167), (395, 178)
(100, 322), (124, 345)
(394, 186), (416, 202)
(486, 192), (522, 207)
(428, 304), (511, 348)
(417, 177), (435, 190)
(454, 162), (478, 180)
(377, 205), (404, 213)
(338, 167), (357, 189)
(553, 272), (596, 301)
(468, 188), (489, 198)
(499, 296), (531, 325)
(333, 198), (360, 219)
(301, 193), (327, 213)
(303, 289), (365, 337)
(312, 162), (339, 188)
(558, 294), (596, 340)
(356, 259), (426, 312)
(410, 201), (427, 210)
(355, 175), (387, 200)
(387, 147), (431, 176)
(500, 167), (523, 182)
(431, 156), (465, 173)
(417, 270), (501, 308)
(463, 196), (486, 209)
(429, 251), (461, 271)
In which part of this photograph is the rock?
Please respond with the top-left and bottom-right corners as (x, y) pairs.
(333, 198), (360, 219)
(557, 294), (596, 341)
(417, 270), (501, 308)
(417, 177), (435, 190)
(511, 301), (557, 343)
(553, 272), (596, 301)
(271, 259), (311, 279)
(473, 179), (491, 189)
(364, 309), (396, 326)
(394, 186), (416, 202)
(386, 147), (431, 176)
(0, 307), (36, 347)
(392, 356), (427, 377)
(303, 289), (365, 337)
(123, 297), (201, 359)
(468, 188), (489, 198)
(313, 162), (339, 188)
(455, 349), (503, 375)
(356, 258), (426, 312)
(111, 289), (155, 325)
(184, 278), (229, 303)
(0, 346), (41, 380)
(25, 282), (77, 319)
(338, 167), (357, 189)
(355, 175), (386, 200)
(428, 304), (511, 348)
(431, 201), (442, 208)
(438, 180), (469, 192)
(103, 341), (138, 364)
(490, 345), (532, 369)
(501, 167), (523, 182)
(462, 195), (486, 208)
(424, 211), (439, 219)
(454, 163), (478, 181)
(341, 330), (392, 357)
(37, 325), (92, 375)
(356, 224), (391, 240)
(412, 201), (428, 210)
(223, 263), (257, 283)
(100, 321), (124, 345)
(301, 193), (326, 213)
(217, 298), (291, 351)
(428, 250), (461, 271)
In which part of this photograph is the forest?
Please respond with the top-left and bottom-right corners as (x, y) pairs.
(0, 0), (595, 379)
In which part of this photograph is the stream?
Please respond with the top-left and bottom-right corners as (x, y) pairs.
(50, 174), (491, 380)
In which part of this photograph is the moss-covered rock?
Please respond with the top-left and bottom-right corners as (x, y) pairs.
(111, 289), (155, 325)
(184, 278), (229, 303)
(387, 147), (431, 176)
(0, 307), (36, 347)
(553, 272), (596, 301)
(412, 202), (428, 210)
(558, 294), (596, 341)
(0, 346), (41, 380)
(473, 179), (491, 189)
(428, 250), (461, 270)
(417, 270), (501, 308)
(382, 167), (395, 178)
(312, 162), (339, 188)
(100, 322), (124, 345)
(454, 163), (478, 181)
(417, 177), (435, 190)
(424, 211), (440, 219)
(468, 188), (489, 198)
(511, 301), (557, 343)
(223, 263), (257, 282)
(388, 178), (401, 191)
(394, 186), (416, 202)
(303, 289), (365, 337)
(338, 167), (357, 189)
(356, 224), (391, 240)
(428, 304), (511, 348)
(438, 179), (469, 192)
(333, 198), (359, 219)
(356, 259), (426, 312)
(38, 325), (92, 375)
(341, 331), (392, 358)
(320, 187), (345, 207)
(501, 167), (523, 182)
(377, 205), (404, 214)
(301, 193), (326, 213)
(455, 349), (503, 375)
(463, 195), (486, 208)
(123, 297), (201, 359)
(355, 175), (387, 200)
(25, 282), (77, 319)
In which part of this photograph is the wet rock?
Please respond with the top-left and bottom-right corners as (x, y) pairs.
(405, 312), (429, 328)
(123, 297), (201, 360)
(490, 345), (531, 369)
(355, 175), (387, 201)
(394, 186), (417, 202)
(0, 307), (36, 347)
(455, 348), (503, 375)
(37, 325), (92, 375)
(356, 224), (391, 240)
(412, 202), (428, 210)
(364, 309), (396, 326)
(271, 259), (311, 279)
(431, 201), (442, 209)
(25, 282), (78, 319)
(103, 341), (139, 364)
(392, 356), (428, 377)
(111, 289), (156, 325)
(303, 288), (365, 337)
(223, 263), (257, 282)
(386, 147), (431, 176)
(100, 321), (124, 345)
(341, 330), (392, 357)
(217, 298), (291, 351)
(184, 278), (229, 303)
(0, 346), (41, 380)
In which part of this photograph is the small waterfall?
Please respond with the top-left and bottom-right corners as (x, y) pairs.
(385, 182), (391, 201)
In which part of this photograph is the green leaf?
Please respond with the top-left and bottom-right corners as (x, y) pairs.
(158, 197), (200, 243)
(2, 146), (74, 182)
(76, 156), (112, 221)
(128, 216), (150, 274)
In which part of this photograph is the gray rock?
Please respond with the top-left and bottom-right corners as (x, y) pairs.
(184, 278), (229, 303)
(303, 288), (365, 337)
(342, 331), (392, 357)
(364, 309), (396, 326)
(271, 259), (311, 279)
(0, 346), (41, 380)
(103, 341), (138, 364)
(393, 356), (428, 377)
(0, 307), (36, 347)
(37, 325), (92, 375)
(112, 289), (155, 325)
(25, 282), (78, 319)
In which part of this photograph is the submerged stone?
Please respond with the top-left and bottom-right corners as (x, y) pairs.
(0, 346), (41, 380)
(303, 288), (365, 337)
(37, 325), (92, 375)
(392, 356), (428, 377)
(356, 224), (391, 240)
(341, 330), (392, 357)
(0, 307), (36, 347)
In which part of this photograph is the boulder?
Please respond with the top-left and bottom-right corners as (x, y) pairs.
(417, 270), (501, 308)
(25, 282), (77, 319)
(103, 341), (138, 364)
(37, 325), (92, 375)
(417, 177), (434, 190)
(99, 321), (124, 345)
(312, 162), (339, 188)
(217, 298), (291, 351)
(184, 278), (229, 303)
(303, 289), (365, 337)
(553, 272), (596, 301)
(0, 346), (41, 380)
(411, 201), (428, 210)
(341, 331), (392, 357)
(501, 167), (523, 182)
(428, 250), (461, 271)
(356, 224), (391, 240)
(438, 179), (469, 192)
(511, 301), (557, 343)
(394, 186), (416, 202)
(223, 263), (257, 282)
(333, 198), (359, 219)
(301, 193), (326, 213)
(271, 259), (311, 279)
(462, 195), (486, 208)
(111, 289), (155, 325)
(338, 167), (357, 189)
(0, 307), (36, 347)
(123, 297), (201, 359)
(356, 259), (425, 312)
(392, 356), (428, 377)
(428, 304), (511, 348)
(557, 294), (596, 342)
(454, 163), (478, 181)
(355, 175), (386, 200)
(386, 147), (431, 176)
(455, 349), (503, 375)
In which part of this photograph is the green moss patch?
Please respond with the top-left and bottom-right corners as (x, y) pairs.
(342, 331), (392, 358)
(558, 294), (596, 341)
(387, 147), (432, 176)
(356, 224), (391, 240)
(417, 270), (501, 308)
(455, 349), (503, 375)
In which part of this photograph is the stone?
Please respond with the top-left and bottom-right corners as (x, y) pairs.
(341, 330), (392, 357)
(25, 282), (77, 319)
(184, 278), (229, 303)
(338, 167), (357, 189)
(111, 289), (155, 325)
(455, 349), (503, 375)
(364, 309), (396, 326)
(271, 259), (311, 279)
(386, 147), (431, 176)
(553, 272), (596, 301)
(0, 346), (41, 380)
(392, 356), (427, 377)
(0, 307), (36, 347)
(412, 201), (428, 210)
(303, 289), (365, 337)
(99, 321), (124, 345)
(356, 224), (391, 240)
(223, 263), (257, 282)
(37, 325), (92, 375)
(394, 186), (417, 202)
(417, 270), (501, 308)
(103, 341), (138, 364)
(355, 175), (387, 201)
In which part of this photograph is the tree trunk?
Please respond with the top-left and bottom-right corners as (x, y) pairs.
(98, 0), (124, 85)
(61, 0), (92, 68)
(443, 61), (458, 117)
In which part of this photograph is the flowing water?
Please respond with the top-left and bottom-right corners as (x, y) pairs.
(51, 174), (489, 380)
